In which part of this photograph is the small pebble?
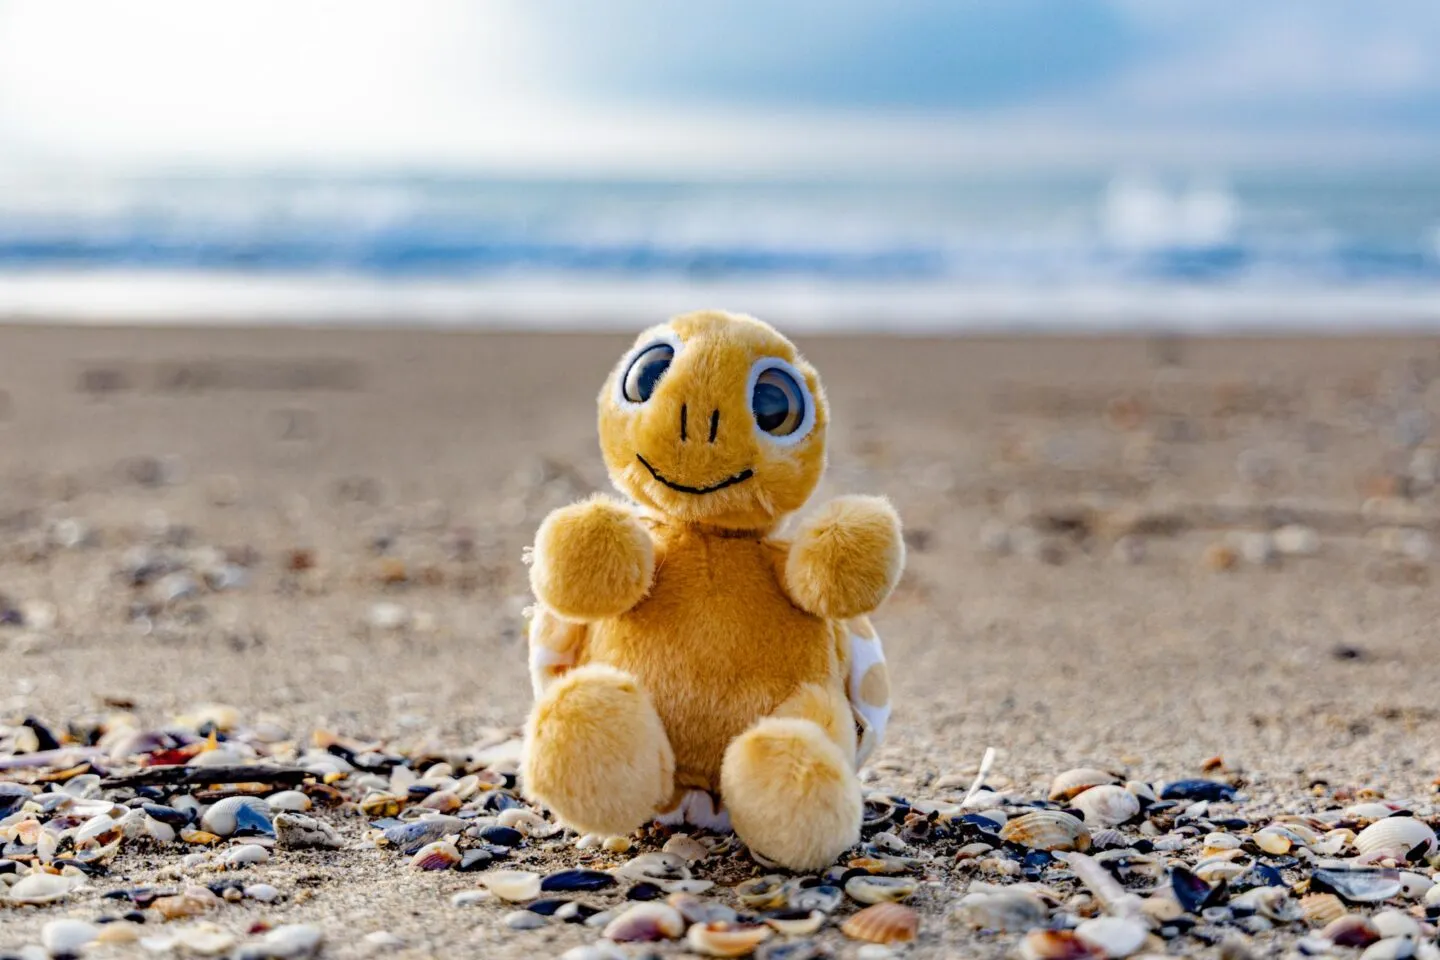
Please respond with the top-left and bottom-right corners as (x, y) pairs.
(504, 909), (547, 930)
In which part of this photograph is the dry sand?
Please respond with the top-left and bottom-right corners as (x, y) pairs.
(1, 325), (1440, 957)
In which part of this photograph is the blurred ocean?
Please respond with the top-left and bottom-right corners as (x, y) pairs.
(2, 171), (1440, 331)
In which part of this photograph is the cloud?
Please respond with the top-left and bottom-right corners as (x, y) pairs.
(0, 0), (1437, 174)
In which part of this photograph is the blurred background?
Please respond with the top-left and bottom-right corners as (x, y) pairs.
(3, 0), (1440, 330)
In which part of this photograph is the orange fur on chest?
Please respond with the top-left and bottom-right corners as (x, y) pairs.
(580, 524), (839, 789)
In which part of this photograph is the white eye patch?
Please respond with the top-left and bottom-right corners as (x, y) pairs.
(745, 356), (816, 447)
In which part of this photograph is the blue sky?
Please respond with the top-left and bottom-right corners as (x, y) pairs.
(0, 0), (1437, 175)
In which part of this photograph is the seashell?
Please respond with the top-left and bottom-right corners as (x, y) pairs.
(1019, 930), (1107, 960)
(841, 902), (918, 945)
(1000, 811), (1091, 852)
(42, 918), (99, 957)
(1230, 886), (1300, 922)
(505, 909), (547, 931)
(957, 889), (1048, 932)
(559, 947), (629, 960)
(1354, 818), (1436, 858)
(668, 892), (737, 926)
(95, 921), (143, 945)
(762, 910), (824, 936)
(1371, 908), (1421, 940)
(242, 923), (324, 959)
(541, 869), (616, 893)
(1071, 785), (1140, 828)
(1322, 914), (1382, 947)
(479, 869), (541, 901)
(408, 840), (460, 871)
(6, 871), (79, 904)
(267, 790), (312, 812)
(1254, 828), (1292, 855)
(224, 843), (270, 868)
(383, 817), (464, 855)
(602, 902), (686, 942)
(245, 883), (280, 902)
(201, 796), (273, 838)
(274, 812), (342, 850)
(359, 792), (406, 817)
(1193, 857), (1248, 883)
(1171, 866), (1224, 915)
(686, 921), (773, 957)
(1348, 802), (1405, 821)
(663, 833), (710, 862)
(1049, 768), (1121, 802)
(477, 825), (523, 847)
(1158, 779), (1237, 802)
(791, 883), (843, 914)
(173, 922), (238, 955)
(736, 875), (791, 909)
(845, 875), (918, 904)
(495, 808), (559, 838)
(1399, 871), (1433, 899)
(615, 852), (692, 891)
(154, 887), (220, 919)
(1075, 916), (1149, 958)
(1301, 893), (1348, 927)
(1312, 867), (1403, 903)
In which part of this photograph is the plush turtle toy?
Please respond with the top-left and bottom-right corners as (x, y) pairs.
(521, 310), (904, 869)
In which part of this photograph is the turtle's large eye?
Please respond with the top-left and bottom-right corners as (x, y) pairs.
(752, 366), (806, 437)
(622, 343), (674, 403)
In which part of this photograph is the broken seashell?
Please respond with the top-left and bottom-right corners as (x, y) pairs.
(1019, 930), (1107, 960)
(1321, 914), (1382, 947)
(762, 910), (824, 936)
(1000, 811), (1091, 852)
(602, 902), (686, 942)
(274, 812), (342, 850)
(1311, 867), (1403, 903)
(841, 902), (919, 945)
(1071, 785), (1140, 828)
(736, 875), (791, 909)
(686, 921), (772, 957)
(957, 888), (1048, 932)
(6, 871), (79, 904)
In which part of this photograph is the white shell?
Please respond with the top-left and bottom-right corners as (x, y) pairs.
(1071, 785), (1140, 828)
(1075, 916), (1149, 958)
(478, 869), (541, 902)
(1354, 817), (1437, 857)
(7, 872), (79, 904)
(173, 922), (239, 956)
(266, 790), (312, 812)
(602, 902), (685, 942)
(42, 919), (99, 956)
(249, 924), (325, 959)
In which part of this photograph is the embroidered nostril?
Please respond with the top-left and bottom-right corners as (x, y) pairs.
(680, 403), (688, 442)
(708, 409), (720, 443)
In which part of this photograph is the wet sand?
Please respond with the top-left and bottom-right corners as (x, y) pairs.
(2, 325), (1440, 957)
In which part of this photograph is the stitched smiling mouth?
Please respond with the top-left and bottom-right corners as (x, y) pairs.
(636, 454), (754, 495)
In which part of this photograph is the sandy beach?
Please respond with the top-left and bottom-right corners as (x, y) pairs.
(2, 324), (1440, 958)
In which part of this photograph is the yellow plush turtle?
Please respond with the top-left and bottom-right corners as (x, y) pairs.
(520, 309), (903, 869)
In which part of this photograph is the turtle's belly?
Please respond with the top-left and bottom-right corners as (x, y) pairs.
(583, 533), (834, 789)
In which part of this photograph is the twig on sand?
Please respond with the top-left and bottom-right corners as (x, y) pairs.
(101, 764), (312, 789)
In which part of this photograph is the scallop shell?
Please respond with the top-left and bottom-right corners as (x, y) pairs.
(1070, 785), (1140, 828)
(685, 921), (772, 957)
(840, 902), (918, 945)
(844, 875), (918, 905)
(1300, 893), (1348, 927)
(1353, 817), (1437, 857)
(1000, 811), (1091, 852)
(1018, 930), (1106, 960)
(602, 902), (685, 942)
(1048, 769), (1121, 802)
(478, 869), (541, 901)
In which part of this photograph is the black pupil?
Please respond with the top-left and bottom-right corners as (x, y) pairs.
(627, 346), (672, 402)
(753, 381), (791, 432)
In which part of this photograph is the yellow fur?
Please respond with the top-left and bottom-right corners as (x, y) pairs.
(521, 310), (903, 869)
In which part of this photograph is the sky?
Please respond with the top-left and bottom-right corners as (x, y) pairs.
(0, 0), (1438, 176)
